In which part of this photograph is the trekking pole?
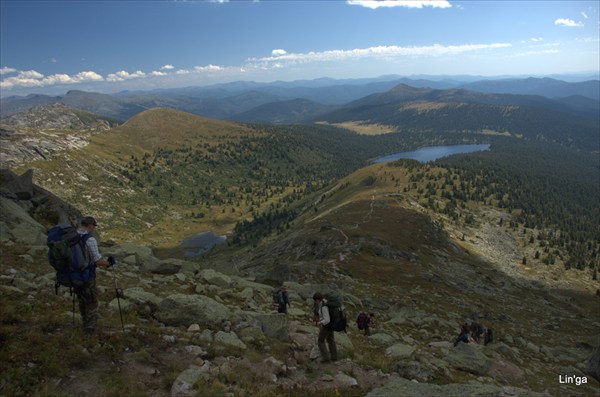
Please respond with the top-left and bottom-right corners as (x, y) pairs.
(72, 290), (75, 325)
(108, 257), (124, 332)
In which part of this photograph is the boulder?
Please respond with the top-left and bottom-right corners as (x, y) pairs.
(445, 342), (491, 376)
(199, 269), (233, 288)
(170, 363), (211, 397)
(0, 197), (46, 244)
(156, 294), (232, 327)
(255, 313), (290, 341)
(1, 169), (33, 200)
(368, 333), (397, 348)
(385, 343), (416, 359)
(214, 331), (247, 350)
(334, 372), (358, 388)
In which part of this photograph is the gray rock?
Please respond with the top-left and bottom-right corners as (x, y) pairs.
(122, 287), (161, 306)
(156, 294), (232, 327)
(199, 269), (233, 288)
(385, 343), (416, 359)
(170, 363), (211, 397)
(2, 169), (33, 200)
(446, 342), (491, 376)
(0, 197), (46, 244)
(394, 361), (436, 383)
(369, 333), (397, 348)
(255, 313), (289, 341)
(334, 372), (358, 388)
(214, 331), (247, 350)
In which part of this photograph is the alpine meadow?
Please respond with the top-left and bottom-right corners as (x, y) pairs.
(1, 1), (599, 397)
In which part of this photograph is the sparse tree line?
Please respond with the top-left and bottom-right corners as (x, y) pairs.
(390, 138), (599, 278)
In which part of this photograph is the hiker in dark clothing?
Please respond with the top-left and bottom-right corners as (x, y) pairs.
(313, 292), (337, 363)
(276, 285), (290, 314)
(484, 328), (493, 345)
(357, 312), (376, 336)
(470, 322), (486, 343)
(76, 216), (111, 334)
(454, 322), (470, 346)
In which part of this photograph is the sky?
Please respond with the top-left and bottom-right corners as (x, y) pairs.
(1, 0), (599, 97)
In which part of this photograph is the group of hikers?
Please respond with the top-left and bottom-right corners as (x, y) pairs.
(453, 322), (493, 346)
(50, 215), (492, 360)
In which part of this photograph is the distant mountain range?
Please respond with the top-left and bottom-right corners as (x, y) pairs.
(313, 84), (599, 152)
(1, 76), (598, 123)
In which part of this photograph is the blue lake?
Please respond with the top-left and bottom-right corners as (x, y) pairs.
(180, 231), (227, 257)
(373, 144), (490, 164)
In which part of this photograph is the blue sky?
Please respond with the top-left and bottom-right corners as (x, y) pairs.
(1, 0), (598, 96)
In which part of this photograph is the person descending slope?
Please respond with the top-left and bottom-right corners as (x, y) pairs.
(313, 292), (338, 363)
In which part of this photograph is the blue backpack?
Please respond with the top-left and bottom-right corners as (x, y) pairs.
(47, 225), (95, 288)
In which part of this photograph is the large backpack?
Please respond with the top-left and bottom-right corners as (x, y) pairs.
(324, 292), (347, 332)
(356, 312), (369, 330)
(47, 225), (94, 288)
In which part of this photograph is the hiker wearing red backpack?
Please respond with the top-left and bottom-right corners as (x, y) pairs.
(356, 312), (376, 336)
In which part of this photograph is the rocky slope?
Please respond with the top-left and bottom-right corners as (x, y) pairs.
(0, 103), (119, 168)
(1, 169), (599, 397)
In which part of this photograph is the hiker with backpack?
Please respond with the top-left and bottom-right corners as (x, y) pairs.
(47, 216), (114, 334)
(273, 285), (290, 314)
(356, 312), (376, 336)
(313, 292), (337, 363)
(470, 321), (486, 344)
(453, 322), (470, 346)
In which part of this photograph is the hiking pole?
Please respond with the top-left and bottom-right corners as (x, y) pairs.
(108, 257), (124, 332)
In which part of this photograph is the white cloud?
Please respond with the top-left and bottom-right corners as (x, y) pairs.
(0, 69), (104, 89)
(150, 71), (168, 76)
(581, 11), (588, 19)
(18, 70), (45, 79)
(347, 0), (452, 9)
(175, 69), (190, 75)
(0, 67), (17, 75)
(530, 37), (543, 42)
(74, 71), (103, 82)
(249, 43), (511, 67)
(106, 70), (146, 82)
(271, 49), (287, 56)
(193, 64), (223, 71)
(554, 18), (584, 27)
(160, 64), (175, 70)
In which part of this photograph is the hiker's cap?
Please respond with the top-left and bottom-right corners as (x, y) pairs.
(81, 216), (97, 226)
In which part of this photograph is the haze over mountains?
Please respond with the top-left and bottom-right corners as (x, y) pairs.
(1, 76), (598, 124)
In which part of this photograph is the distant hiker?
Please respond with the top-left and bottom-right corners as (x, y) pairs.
(470, 322), (486, 344)
(484, 328), (493, 345)
(73, 217), (112, 333)
(454, 323), (470, 346)
(357, 312), (376, 336)
(313, 292), (338, 363)
(274, 285), (290, 314)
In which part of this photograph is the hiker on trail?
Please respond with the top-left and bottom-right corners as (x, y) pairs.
(453, 322), (470, 346)
(276, 285), (290, 314)
(313, 292), (338, 363)
(76, 216), (111, 334)
(470, 322), (486, 344)
(356, 312), (376, 336)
